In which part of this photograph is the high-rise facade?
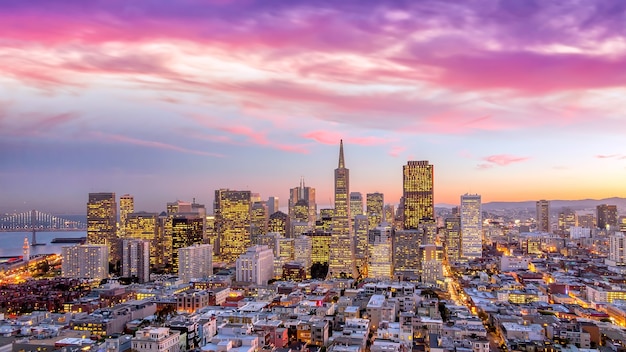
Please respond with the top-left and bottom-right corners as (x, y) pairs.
(62, 244), (109, 280)
(294, 235), (313, 275)
(267, 197), (279, 215)
(119, 194), (134, 236)
(597, 204), (618, 231)
(461, 194), (482, 259)
(366, 192), (384, 230)
(125, 212), (161, 268)
(214, 189), (252, 264)
(328, 140), (358, 279)
(367, 224), (393, 280)
(169, 214), (204, 273)
(350, 192), (364, 218)
(288, 178), (316, 225)
(393, 229), (421, 279)
(536, 200), (551, 232)
(235, 245), (274, 285)
(268, 211), (290, 238)
(121, 239), (150, 283)
(354, 215), (369, 263)
(178, 243), (213, 283)
(609, 232), (626, 264)
(251, 201), (269, 245)
(444, 216), (461, 264)
(87, 192), (118, 264)
(402, 161), (434, 229)
(558, 208), (576, 233)
(420, 244), (444, 287)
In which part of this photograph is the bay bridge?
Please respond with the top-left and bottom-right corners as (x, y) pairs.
(0, 210), (87, 232)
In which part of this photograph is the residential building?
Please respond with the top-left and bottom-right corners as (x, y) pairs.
(62, 244), (109, 280)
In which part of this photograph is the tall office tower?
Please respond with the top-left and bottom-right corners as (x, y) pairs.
(257, 232), (279, 254)
(383, 204), (395, 226)
(294, 235), (312, 276)
(268, 211), (290, 237)
(87, 192), (118, 265)
(305, 230), (331, 266)
(536, 200), (551, 232)
(288, 178), (317, 224)
(125, 212), (161, 268)
(461, 194), (482, 259)
(214, 189), (252, 264)
(576, 213), (595, 228)
(328, 140), (358, 279)
(275, 236), (295, 261)
(235, 245), (274, 285)
(119, 194), (134, 236)
(354, 215), (370, 262)
(267, 197), (279, 216)
(402, 161), (434, 229)
(293, 200), (310, 223)
(350, 192), (364, 218)
(62, 244), (109, 280)
(367, 223), (393, 280)
(291, 221), (309, 238)
(205, 215), (216, 251)
(620, 216), (626, 233)
(121, 239), (150, 283)
(444, 216), (461, 264)
(558, 208), (577, 233)
(366, 192), (384, 230)
(170, 214), (204, 273)
(274, 236), (294, 279)
(420, 244), (444, 287)
(420, 222), (438, 245)
(251, 201), (268, 245)
(393, 229), (421, 279)
(167, 200), (192, 214)
(609, 232), (626, 264)
(597, 204), (618, 231)
(178, 243), (213, 283)
(315, 209), (334, 231)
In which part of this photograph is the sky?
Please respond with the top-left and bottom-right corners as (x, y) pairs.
(1, 0), (626, 214)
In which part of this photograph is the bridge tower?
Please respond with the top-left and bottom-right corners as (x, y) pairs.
(23, 237), (30, 263)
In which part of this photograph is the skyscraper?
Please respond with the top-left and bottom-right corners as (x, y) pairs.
(121, 239), (150, 283)
(62, 244), (109, 280)
(250, 201), (269, 245)
(420, 244), (444, 286)
(393, 229), (421, 279)
(366, 192), (384, 230)
(267, 197), (279, 215)
(402, 161), (434, 229)
(87, 192), (118, 265)
(350, 192), (364, 218)
(461, 194), (482, 260)
(536, 200), (551, 232)
(178, 243), (213, 283)
(288, 178), (316, 224)
(328, 140), (358, 279)
(125, 212), (160, 268)
(368, 223), (393, 280)
(597, 204), (618, 231)
(170, 214), (204, 273)
(444, 216), (461, 264)
(214, 189), (252, 264)
(119, 194), (134, 236)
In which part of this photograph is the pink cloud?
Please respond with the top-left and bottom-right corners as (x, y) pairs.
(302, 130), (390, 146)
(596, 154), (626, 160)
(483, 154), (530, 166)
(91, 131), (224, 157)
(388, 146), (406, 157)
(188, 115), (309, 154)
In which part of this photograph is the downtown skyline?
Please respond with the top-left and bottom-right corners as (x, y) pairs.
(2, 0), (626, 214)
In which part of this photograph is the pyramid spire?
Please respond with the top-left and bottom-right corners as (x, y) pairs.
(338, 139), (345, 169)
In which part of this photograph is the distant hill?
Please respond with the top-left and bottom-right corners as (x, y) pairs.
(481, 197), (626, 211)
